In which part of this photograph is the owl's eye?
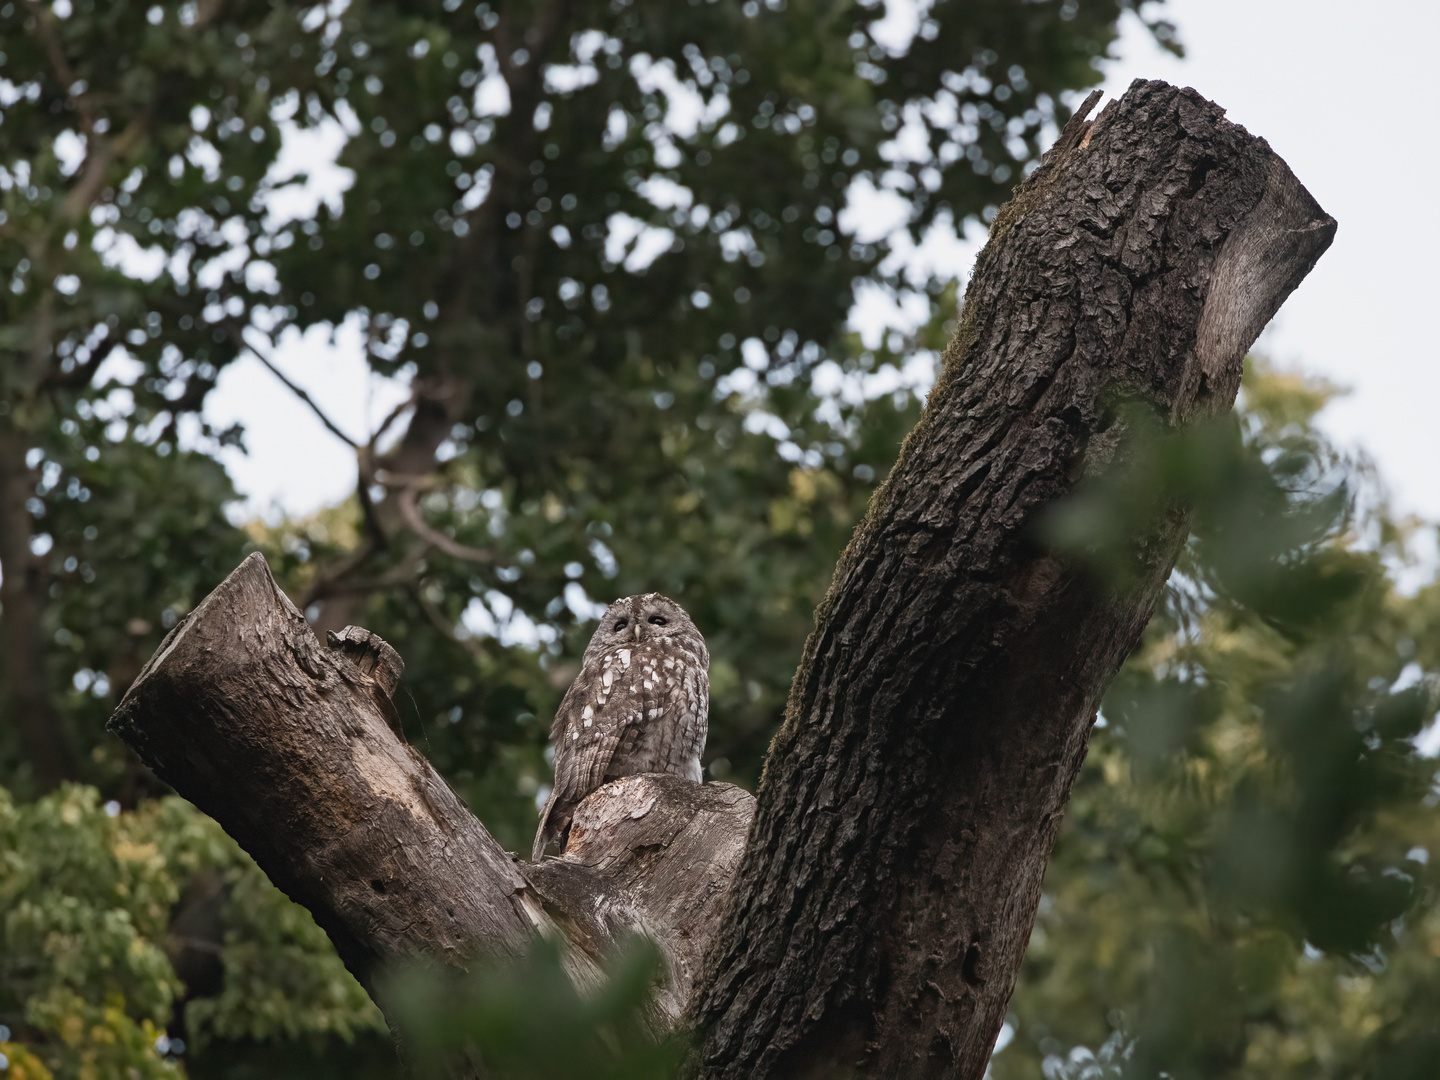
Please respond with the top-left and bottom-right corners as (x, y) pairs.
(613, 618), (629, 631)
(648, 615), (668, 626)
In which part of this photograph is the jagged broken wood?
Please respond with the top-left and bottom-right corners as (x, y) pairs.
(108, 80), (1334, 1079)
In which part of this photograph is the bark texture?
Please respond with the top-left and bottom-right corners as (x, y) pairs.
(107, 552), (753, 1023)
(688, 80), (1334, 1079)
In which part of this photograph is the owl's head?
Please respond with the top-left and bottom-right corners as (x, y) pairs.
(583, 593), (706, 664)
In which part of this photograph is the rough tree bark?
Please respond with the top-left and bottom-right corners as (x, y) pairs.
(107, 80), (1333, 1078)
(688, 80), (1334, 1078)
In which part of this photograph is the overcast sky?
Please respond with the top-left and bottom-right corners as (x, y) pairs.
(209, 0), (1440, 538)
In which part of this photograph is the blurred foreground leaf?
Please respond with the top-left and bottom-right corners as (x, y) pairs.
(998, 362), (1440, 1080)
(385, 937), (684, 1080)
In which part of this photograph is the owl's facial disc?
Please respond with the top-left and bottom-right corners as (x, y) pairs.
(585, 594), (696, 662)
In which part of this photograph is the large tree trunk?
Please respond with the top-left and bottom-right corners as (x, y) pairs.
(107, 80), (1333, 1078)
(0, 418), (76, 791)
(687, 80), (1334, 1078)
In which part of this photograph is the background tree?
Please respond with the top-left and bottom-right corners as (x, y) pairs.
(1, 0), (1173, 811)
(1, 0), (1168, 1072)
(0, 0), (313, 796)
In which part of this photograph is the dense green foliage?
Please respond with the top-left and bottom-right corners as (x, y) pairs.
(999, 366), (1440, 1080)
(0, 0), (1163, 804)
(0, 784), (383, 1079)
(2, 1), (1437, 1078)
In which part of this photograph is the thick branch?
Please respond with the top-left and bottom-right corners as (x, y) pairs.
(309, 375), (472, 635)
(107, 553), (752, 1029)
(395, 483), (494, 564)
(108, 554), (541, 995)
(689, 80), (1335, 1079)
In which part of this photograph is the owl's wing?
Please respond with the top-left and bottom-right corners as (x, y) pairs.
(532, 658), (644, 859)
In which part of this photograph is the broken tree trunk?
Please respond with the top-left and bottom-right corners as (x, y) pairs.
(687, 80), (1334, 1078)
(108, 79), (1333, 1078)
(107, 550), (755, 1030)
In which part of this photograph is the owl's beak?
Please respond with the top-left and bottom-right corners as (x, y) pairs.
(632, 620), (642, 642)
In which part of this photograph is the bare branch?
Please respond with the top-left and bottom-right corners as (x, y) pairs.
(301, 539), (432, 613)
(242, 330), (362, 449)
(300, 539), (381, 607)
(25, 0), (150, 223)
(395, 484), (493, 565)
(62, 117), (147, 222)
(25, 0), (92, 137)
(369, 394), (416, 453)
(349, 452), (394, 551)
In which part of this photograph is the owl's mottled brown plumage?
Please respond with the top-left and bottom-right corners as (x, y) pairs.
(532, 593), (709, 860)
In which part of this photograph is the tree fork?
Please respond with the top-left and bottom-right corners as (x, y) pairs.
(106, 80), (1333, 1077)
(687, 80), (1333, 1078)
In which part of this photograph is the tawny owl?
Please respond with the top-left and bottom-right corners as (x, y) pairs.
(532, 593), (709, 860)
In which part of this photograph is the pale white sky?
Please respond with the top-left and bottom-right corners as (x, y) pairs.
(210, 0), (1440, 534)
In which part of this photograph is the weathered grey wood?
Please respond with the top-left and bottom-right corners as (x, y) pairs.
(526, 774), (755, 1026)
(687, 80), (1335, 1079)
(108, 553), (543, 996)
(107, 552), (752, 1032)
